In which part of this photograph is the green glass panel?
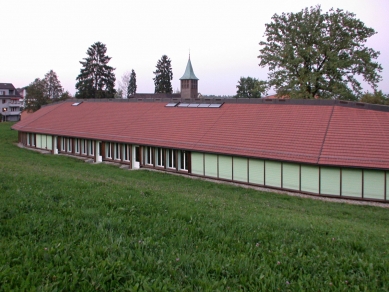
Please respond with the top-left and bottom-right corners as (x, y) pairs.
(301, 165), (319, 193)
(342, 169), (362, 198)
(41, 135), (47, 149)
(205, 154), (218, 178)
(320, 167), (340, 196)
(364, 170), (385, 200)
(46, 135), (52, 150)
(249, 159), (264, 185)
(191, 152), (203, 175)
(233, 157), (248, 182)
(265, 161), (281, 187)
(283, 163), (299, 190)
(36, 134), (42, 148)
(219, 155), (232, 180)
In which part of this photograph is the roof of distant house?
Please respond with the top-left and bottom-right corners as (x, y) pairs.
(12, 99), (389, 170)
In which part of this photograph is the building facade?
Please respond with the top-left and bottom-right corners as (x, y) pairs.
(1, 83), (22, 122)
(12, 98), (389, 203)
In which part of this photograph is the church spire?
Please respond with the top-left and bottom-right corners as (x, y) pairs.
(180, 57), (199, 80)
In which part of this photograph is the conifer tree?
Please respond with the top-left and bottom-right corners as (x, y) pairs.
(127, 69), (137, 98)
(153, 55), (173, 93)
(75, 42), (116, 99)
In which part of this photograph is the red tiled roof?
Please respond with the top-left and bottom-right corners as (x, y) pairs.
(12, 101), (389, 169)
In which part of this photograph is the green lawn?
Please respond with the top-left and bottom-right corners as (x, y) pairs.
(0, 122), (388, 291)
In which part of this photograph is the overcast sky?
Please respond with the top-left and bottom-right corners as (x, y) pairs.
(1, 0), (388, 96)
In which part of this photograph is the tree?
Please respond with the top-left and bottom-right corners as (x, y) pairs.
(153, 55), (173, 93)
(25, 79), (49, 112)
(24, 70), (70, 112)
(258, 5), (382, 100)
(359, 90), (389, 105)
(128, 69), (137, 97)
(44, 70), (63, 99)
(117, 71), (131, 98)
(235, 77), (268, 98)
(75, 42), (116, 99)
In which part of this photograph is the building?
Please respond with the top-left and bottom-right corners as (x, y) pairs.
(11, 97), (389, 203)
(9, 60), (389, 203)
(0, 83), (22, 122)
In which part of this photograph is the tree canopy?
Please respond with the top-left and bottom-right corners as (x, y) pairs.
(75, 42), (116, 99)
(128, 69), (137, 97)
(235, 77), (268, 98)
(25, 70), (71, 112)
(359, 90), (389, 105)
(258, 5), (382, 100)
(153, 55), (173, 94)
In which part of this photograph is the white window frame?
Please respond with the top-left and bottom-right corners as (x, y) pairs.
(167, 149), (176, 169)
(179, 150), (188, 171)
(156, 147), (164, 167)
(144, 146), (153, 165)
(75, 138), (80, 154)
(123, 144), (130, 162)
(81, 139), (87, 155)
(88, 140), (94, 156)
(114, 143), (121, 160)
(61, 137), (65, 151)
(27, 133), (30, 146)
(67, 138), (72, 153)
(106, 142), (111, 158)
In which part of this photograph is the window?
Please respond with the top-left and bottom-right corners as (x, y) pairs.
(31, 134), (35, 147)
(180, 151), (188, 171)
(27, 133), (30, 146)
(2, 107), (7, 112)
(81, 139), (87, 155)
(191, 80), (197, 89)
(123, 144), (130, 161)
(88, 140), (94, 156)
(144, 146), (153, 165)
(167, 149), (176, 168)
(10, 107), (18, 112)
(106, 142), (112, 158)
(156, 147), (164, 167)
(61, 137), (66, 151)
(75, 138), (80, 153)
(67, 138), (72, 153)
(114, 143), (120, 160)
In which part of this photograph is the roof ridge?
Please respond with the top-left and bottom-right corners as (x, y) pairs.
(317, 104), (335, 164)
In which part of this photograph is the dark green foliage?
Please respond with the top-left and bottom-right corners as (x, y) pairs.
(153, 55), (173, 93)
(258, 5), (382, 100)
(25, 70), (69, 112)
(75, 42), (116, 99)
(1, 123), (389, 290)
(127, 69), (137, 98)
(25, 78), (49, 112)
(359, 90), (389, 105)
(235, 77), (268, 98)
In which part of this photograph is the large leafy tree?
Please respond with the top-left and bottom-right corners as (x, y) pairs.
(25, 70), (71, 112)
(128, 69), (137, 97)
(75, 42), (116, 99)
(25, 78), (48, 112)
(258, 5), (382, 100)
(153, 55), (173, 93)
(359, 90), (389, 105)
(235, 77), (268, 98)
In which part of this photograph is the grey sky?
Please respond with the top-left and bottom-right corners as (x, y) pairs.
(1, 0), (388, 96)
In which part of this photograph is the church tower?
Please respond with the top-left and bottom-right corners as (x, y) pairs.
(180, 56), (199, 99)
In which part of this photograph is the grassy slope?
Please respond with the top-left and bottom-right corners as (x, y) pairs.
(0, 122), (388, 291)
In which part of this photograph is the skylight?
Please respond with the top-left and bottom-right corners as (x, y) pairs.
(165, 102), (178, 107)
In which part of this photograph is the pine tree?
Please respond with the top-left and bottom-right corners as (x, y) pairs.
(127, 69), (137, 98)
(153, 55), (173, 93)
(75, 42), (116, 99)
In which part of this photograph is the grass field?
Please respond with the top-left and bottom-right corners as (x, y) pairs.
(0, 122), (388, 291)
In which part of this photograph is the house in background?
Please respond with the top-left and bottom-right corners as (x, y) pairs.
(0, 83), (22, 122)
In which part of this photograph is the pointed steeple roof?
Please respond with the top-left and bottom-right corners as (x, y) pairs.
(179, 57), (199, 80)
